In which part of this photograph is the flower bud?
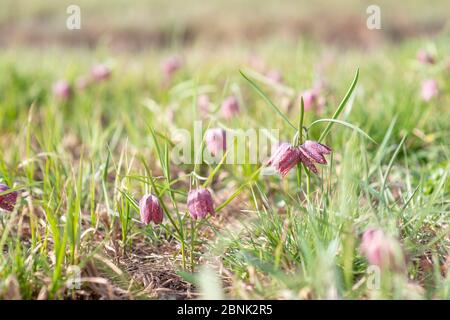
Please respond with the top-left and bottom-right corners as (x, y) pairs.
(205, 128), (227, 156)
(267, 143), (300, 177)
(139, 194), (163, 225)
(187, 188), (215, 220)
(53, 80), (72, 99)
(0, 184), (18, 212)
(221, 96), (240, 119)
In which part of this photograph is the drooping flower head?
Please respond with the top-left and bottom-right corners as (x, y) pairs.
(267, 143), (300, 177)
(421, 79), (438, 102)
(139, 194), (163, 225)
(221, 96), (240, 119)
(360, 228), (404, 270)
(298, 140), (332, 175)
(53, 80), (72, 99)
(187, 188), (215, 220)
(91, 64), (111, 82)
(205, 128), (227, 156)
(417, 49), (435, 65)
(0, 184), (18, 212)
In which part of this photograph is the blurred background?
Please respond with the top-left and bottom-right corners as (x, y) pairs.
(1, 0), (449, 50)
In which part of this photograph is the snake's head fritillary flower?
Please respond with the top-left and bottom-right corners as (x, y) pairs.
(301, 140), (331, 164)
(53, 80), (72, 99)
(161, 55), (183, 79)
(221, 96), (240, 119)
(91, 64), (111, 82)
(360, 228), (404, 270)
(197, 94), (210, 115)
(267, 143), (300, 177)
(298, 140), (332, 174)
(421, 79), (438, 102)
(417, 49), (435, 65)
(205, 128), (227, 156)
(187, 188), (215, 220)
(139, 194), (163, 225)
(266, 69), (283, 83)
(0, 184), (18, 212)
(300, 90), (317, 111)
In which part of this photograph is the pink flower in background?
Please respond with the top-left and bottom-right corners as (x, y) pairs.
(91, 64), (111, 82)
(139, 194), (163, 225)
(298, 82), (326, 113)
(205, 128), (227, 156)
(221, 96), (240, 119)
(187, 188), (215, 220)
(301, 90), (317, 111)
(0, 184), (18, 212)
(417, 49), (435, 65)
(266, 69), (283, 83)
(248, 54), (266, 73)
(161, 55), (183, 79)
(360, 228), (404, 270)
(53, 80), (72, 99)
(197, 94), (211, 115)
(267, 143), (300, 177)
(421, 79), (438, 101)
(76, 75), (92, 90)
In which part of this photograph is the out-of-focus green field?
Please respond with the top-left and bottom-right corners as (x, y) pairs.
(0, 1), (449, 299)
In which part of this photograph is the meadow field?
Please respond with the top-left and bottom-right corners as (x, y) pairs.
(0, 0), (449, 300)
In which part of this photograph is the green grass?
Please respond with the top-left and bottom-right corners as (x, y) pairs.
(0, 35), (449, 299)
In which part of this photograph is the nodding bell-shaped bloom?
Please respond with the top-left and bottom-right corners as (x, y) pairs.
(267, 143), (300, 177)
(91, 64), (111, 82)
(161, 55), (183, 79)
(221, 96), (240, 119)
(298, 140), (332, 175)
(139, 194), (163, 225)
(187, 188), (215, 220)
(53, 80), (72, 99)
(266, 69), (283, 83)
(360, 228), (404, 270)
(421, 79), (438, 102)
(197, 94), (210, 115)
(0, 184), (18, 212)
(417, 49), (435, 65)
(205, 128), (227, 156)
